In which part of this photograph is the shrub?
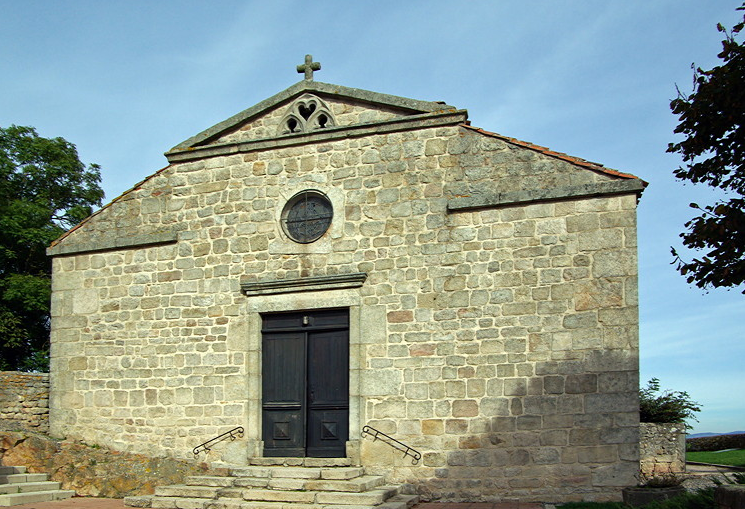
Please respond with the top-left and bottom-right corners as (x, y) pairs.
(686, 433), (745, 452)
(640, 378), (701, 428)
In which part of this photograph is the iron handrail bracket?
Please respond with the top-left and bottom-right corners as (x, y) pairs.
(361, 425), (421, 465)
(193, 426), (244, 457)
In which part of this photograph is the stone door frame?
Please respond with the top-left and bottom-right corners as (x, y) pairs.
(244, 288), (365, 463)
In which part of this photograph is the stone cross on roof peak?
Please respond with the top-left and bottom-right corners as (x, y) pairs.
(297, 54), (321, 81)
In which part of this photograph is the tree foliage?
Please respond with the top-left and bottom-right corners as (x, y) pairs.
(0, 125), (104, 371)
(639, 378), (701, 429)
(668, 5), (745, 293)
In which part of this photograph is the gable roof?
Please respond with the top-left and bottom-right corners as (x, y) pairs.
(165, 80), (461, 161)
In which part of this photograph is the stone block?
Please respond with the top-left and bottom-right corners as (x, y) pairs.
(452, 400), (478, 417)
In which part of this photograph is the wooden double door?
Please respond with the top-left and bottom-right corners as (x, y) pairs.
(261, 309), (349, 458)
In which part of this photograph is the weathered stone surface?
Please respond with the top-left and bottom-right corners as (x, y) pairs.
(0, 372), (49, 434)
(639, 423), (685, 475)
(0, 431), (219, 498)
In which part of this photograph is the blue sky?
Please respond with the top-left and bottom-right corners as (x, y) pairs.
(2, 1), (743, 434)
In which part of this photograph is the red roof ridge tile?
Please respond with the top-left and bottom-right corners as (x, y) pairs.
(461, 124), (646, 184)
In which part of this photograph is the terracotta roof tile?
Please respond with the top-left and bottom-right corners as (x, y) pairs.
(461, 124), (648, 185)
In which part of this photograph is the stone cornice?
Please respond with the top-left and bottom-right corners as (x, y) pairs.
(46, 230), (178, 257)
(241, 273), (368, 296)
(166, 110), (467, 163)
(447, 180), (646, 212)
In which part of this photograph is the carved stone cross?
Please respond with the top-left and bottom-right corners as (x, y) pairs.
(297, 54), (321, 81)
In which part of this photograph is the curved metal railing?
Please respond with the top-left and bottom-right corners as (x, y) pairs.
(193, 426), (244, 457)
(361, 425), (421, 465)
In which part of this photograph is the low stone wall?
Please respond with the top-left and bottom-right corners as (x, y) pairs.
(0, 372), (49, 433)
(0, 431), (221, 498)
(640, 422), (686, 475)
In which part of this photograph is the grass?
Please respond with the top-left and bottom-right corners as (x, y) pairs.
(686, 448), (745, 467)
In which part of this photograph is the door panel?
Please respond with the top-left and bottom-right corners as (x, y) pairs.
(261, 310), (349, 458)
(307, 330), (348, 457)
(306, 409), (349, 458)
(262, 332), (306, 456)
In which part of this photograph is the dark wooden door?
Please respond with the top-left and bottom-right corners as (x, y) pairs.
(261, 309), (349, 458)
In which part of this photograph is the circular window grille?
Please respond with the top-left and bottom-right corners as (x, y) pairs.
(281, 190), (333, 243)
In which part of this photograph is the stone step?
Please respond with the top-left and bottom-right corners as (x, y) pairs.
(227, 466), (364, 480)
(304, 475), (386, 493)
(0, 481), (63, 495)
(0, 469), (25, 477)
(0, 474), (48, 485)
(377, 494), (420, 509)
(189, 474), (384, 494)
(0, 489), (75, 507)
(150, 497), (209, 509)
(154, 485), (222, 499)
(234, 486), (397, 505)
(128, 459), (402, 509)
(146, 485), (397, 508)
(206, 501), (391, 509)
(134, 498), (415, 509)
(186, 476), (237, 487)
(248, 457), (352, 468)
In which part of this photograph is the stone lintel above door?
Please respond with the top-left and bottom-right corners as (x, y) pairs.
(241, 273), (368, 296)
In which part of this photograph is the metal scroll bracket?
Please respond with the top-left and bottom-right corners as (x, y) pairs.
(361, 425), (421, 465)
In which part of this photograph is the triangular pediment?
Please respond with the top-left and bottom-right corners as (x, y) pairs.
(165, 80), (467, 163)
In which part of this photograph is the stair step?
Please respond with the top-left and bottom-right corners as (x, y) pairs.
(0, 481), (62, 495)
(150, 497), (209, 509)
(320, 467), (365, 480)
(232, 486), (397, 505)
(204, 502), (383, 509)
(314, 487), (396, 506)
(0, 469), (25, 477)
(227, 466), (364, 481)
(229, 466), (272, 478)
(200, 473), (382, 494)
(248, 458), (352, 468)
(0, 489), (75, 507)
(377, 494), (420, 509)
(154, 485), (221, 498)
(186, 476), (236, 487)
(0, 474), (48, 485)
(240, 489), (316, 504)
(233, 477), (269, 489)
(305, 475), (385, 493)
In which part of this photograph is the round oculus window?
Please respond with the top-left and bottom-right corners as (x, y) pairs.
(281, 190), (333, 243)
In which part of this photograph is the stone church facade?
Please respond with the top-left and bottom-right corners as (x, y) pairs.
(47, 60), (645, 502)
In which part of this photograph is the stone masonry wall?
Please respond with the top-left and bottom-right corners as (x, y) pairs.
(640, 422), (685, 475)
(49, 121), (640, 503)
(0, 372), (49, 434)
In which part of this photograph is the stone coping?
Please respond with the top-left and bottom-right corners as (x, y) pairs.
(448, 180), (646, 211)
(47, 230), (178, 257)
